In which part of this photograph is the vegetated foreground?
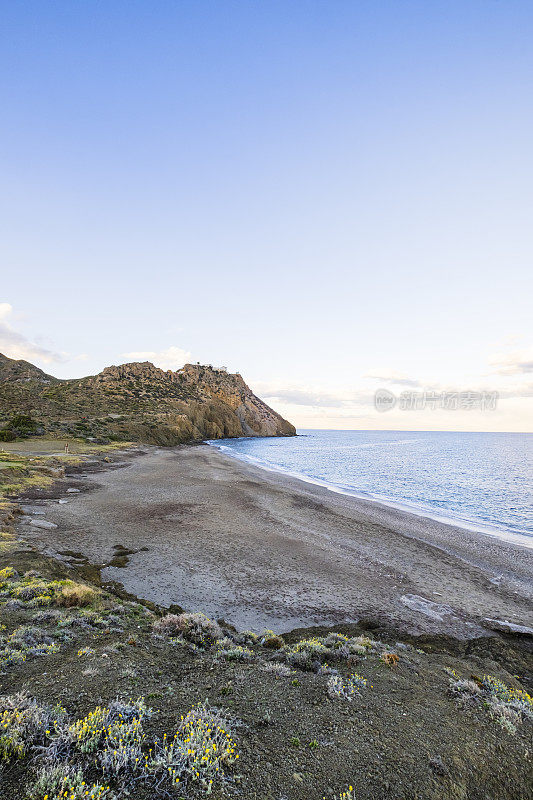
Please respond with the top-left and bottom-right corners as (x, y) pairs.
(0, 551), (532, 800)
(0, 451), (532, 799)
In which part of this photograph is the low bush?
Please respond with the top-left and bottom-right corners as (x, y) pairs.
(285, 637), (331, 671)
(0, 612), (63, 670)
(327, 673), (368, 701)
(238, 630), (259, 645)
(29, 764), (115, 800)
(481, 675), (533, 731)
(216, 639), (254, 661)
(8, 625), (53, 649)
(150, 702), (238, 791)
(0, 566), (17, 583)
(259, 629), (284, 649)
(488, 700), (522, 735)
(99, 717), (146, 777)
(449, 676), (482, 702)
(0, 569), (101, 614)
(56, 583), (98, 608)
(153, 611), (221, 647)
(152, 613), (182, 637)
(69, 698), (149, 754)
(281, 633), (378, 672)
(261, 633), (284, 649)
(0, 693), (53, 762)
(448, 670), (533, 733)
(381, 652), (399, 667)
(262, 661), (292, 677)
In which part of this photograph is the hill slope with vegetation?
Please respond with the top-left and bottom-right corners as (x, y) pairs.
(0, 354), (295, 444)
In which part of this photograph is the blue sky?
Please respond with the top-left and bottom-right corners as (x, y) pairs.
(1, 1), (532, 431)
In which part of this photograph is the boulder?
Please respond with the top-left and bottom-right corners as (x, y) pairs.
(30, 519), (58, 530)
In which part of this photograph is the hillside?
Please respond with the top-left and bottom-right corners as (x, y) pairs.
(0, 354), (296, 443)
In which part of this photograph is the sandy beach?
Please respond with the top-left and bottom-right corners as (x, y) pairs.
(18, 444), (533, 637)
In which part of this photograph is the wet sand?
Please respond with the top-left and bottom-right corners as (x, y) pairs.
(18, 444), (533, 636)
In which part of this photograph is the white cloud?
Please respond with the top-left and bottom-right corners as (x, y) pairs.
(497, 381), (533, 399)
(490, 346), (533, 375)
(364, 369), (422, 387)
(121, 345), (192, 371)
(260, 386), (346, 408)
(253, 381), (374, 409)
(0, 303), (65, 364)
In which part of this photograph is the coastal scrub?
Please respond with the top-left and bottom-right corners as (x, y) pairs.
(448, 669), (533, 734)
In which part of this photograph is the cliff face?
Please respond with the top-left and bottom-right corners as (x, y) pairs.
(177, 364), (294, 437)
(0, 354), (296, 444)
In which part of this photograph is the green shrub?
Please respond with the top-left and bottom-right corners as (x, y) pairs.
(2, 414), (40, 439)
(69, 698), (149, 754)
(153, 612), (221, 648)
(56, 583), (98, 608)
(29, 764), (115, 800)
(216, 640), (254, 662)
(448, 670), (533, 733)
(0, 693), (51, 762)
(285, 637), (331, 670)
(150, 702), (238, 790)
(261, 633), (284, 649)
(327, 673), (368, 701)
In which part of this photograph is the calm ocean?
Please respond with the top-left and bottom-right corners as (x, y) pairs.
(208, 430), (533, 545)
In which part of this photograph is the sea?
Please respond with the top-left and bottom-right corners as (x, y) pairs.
(208, 430), (533, 547)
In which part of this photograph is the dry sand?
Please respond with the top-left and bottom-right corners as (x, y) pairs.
(17, 444), (533, 637)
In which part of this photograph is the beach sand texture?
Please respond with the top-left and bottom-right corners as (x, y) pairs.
(18, 445), (533, 637)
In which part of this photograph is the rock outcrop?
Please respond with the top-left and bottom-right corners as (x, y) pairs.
(0, 354), (296, 444)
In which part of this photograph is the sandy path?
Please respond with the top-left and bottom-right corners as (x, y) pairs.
(17, 445), (533, 636)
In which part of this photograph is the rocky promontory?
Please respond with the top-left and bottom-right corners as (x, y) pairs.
(0, 353), (296, 444)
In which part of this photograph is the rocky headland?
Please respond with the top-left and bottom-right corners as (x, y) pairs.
(0, 353), (296, 444)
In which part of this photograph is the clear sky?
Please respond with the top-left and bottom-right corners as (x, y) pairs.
(1, 1), (532, 431)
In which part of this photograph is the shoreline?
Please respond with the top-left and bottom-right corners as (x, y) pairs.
(15, 443), (533, 638)
(208, 439), (533, 549)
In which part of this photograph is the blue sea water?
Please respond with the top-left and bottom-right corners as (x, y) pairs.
(208, 430), (533, 545)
